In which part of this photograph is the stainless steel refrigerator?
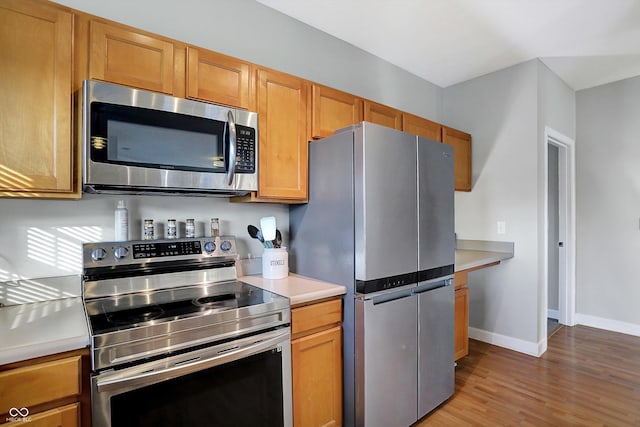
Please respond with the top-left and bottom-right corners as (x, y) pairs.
(290, 122), (455, 427)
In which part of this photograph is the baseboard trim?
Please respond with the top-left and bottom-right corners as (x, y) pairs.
(469, 327), (543, 357)
(547, 309), (559, 320)
(576, 313), (640, 337)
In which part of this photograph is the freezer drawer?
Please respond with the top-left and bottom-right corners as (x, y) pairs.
(417, 282), (455, 417)
(356, 290), (417, 427)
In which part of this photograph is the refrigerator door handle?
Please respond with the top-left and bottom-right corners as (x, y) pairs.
(414, 277), (453, 294)
(369, 289), (414, 305)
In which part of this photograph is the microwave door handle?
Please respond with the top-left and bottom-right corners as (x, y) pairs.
(225, 110), (237, 186)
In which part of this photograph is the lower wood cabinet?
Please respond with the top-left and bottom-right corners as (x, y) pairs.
(291, 298), (343, 427)
(11, 404), (80, 427)
(454, 271), (469, 360)
(0, 349), (90, 426)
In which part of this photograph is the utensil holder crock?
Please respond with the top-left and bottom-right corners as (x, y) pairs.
(262, 247), (288, 279)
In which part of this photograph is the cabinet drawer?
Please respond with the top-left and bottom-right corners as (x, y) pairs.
(0, 356), (81, 409)
(291, 298), (342, 338)
(5, 403), (80, 427)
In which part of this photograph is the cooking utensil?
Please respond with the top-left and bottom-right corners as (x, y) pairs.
(260, 216), (277, 242)
(274, 229), (282, 248)
(247, 225), (266, 247)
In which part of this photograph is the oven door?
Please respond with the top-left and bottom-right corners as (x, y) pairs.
(91, 328), (292, 427)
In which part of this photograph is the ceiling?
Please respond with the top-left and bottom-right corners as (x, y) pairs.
(256, 0), (640, 91)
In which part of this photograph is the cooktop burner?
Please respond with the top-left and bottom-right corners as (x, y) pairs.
(105, 305), (165, 325)
(85, 280), (284, 335)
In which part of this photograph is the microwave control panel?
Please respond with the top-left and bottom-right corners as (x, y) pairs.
(235, 125), (256, 173)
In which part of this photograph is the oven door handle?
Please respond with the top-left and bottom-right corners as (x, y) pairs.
(96, 329), (288, 393)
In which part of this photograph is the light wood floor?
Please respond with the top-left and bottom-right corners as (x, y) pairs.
(415, 325), (640, 426)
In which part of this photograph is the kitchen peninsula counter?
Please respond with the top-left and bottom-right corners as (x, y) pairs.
(455, 239), (514, 272)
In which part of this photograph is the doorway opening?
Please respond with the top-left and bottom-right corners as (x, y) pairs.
(545, 127), (576, 341)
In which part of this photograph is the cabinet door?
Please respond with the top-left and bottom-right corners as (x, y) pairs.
(454, 286), (469, 360)
(292, 325), (342, 427)
(187, 47), (250, 109)
(311, 84), (363, 139)
(442, 126), (472, 192)
(0, 0), (74, 196)
(256, 68), (308, 200)
(363, 100), (402, 130)
(0, 356), (82, 409)
(402, 113), (442, 142)
(16, 403), (79, 427)
(89, 20), (181, 95)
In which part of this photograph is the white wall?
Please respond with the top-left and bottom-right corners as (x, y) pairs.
(53, 0), (443, 121)
(443, 61), (540, 349)
(442, 59), (575, 353)
(576, 76), (640, 330)
(536, 62), (576, 342)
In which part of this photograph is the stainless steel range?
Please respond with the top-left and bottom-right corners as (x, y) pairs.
(81, 237), (292, 427)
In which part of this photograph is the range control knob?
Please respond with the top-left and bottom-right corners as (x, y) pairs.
(114, 246), (129, 260)
(91, 248), (107, 262)
(220, 240), (232, 252)
(204, 241), (216, 253)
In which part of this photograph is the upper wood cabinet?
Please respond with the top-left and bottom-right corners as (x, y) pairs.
(0, 0), (75, 197)
(311, 84), (363, 139)
(255, 68), (309, 200)
(364, 100), (402, 130)
(89, 20), (185, 96)
(186, 47), (250, 109)
(402, 113), (442, 142)
(442, 126), (472, 191)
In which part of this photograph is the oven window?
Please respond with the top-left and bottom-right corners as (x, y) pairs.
(111, 349), (284, 427)
(90, 102), (226, 173)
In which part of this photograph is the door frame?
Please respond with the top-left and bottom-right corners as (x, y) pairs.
(544, 126), (576, 330)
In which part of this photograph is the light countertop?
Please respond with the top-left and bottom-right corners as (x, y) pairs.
(239, 273), (346, 307)
(0, 297), (89, 365)
(455, 239), (514, 272)
(1, 272), (345, 365)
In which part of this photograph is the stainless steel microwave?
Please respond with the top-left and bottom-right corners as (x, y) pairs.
(82, 80), (258, 196)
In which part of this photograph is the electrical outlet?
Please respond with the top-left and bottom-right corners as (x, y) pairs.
(497, 221), (506, 234)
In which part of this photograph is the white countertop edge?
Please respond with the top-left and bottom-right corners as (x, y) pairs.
(455, 249), (514, 272)
(0, 335), (90, 366)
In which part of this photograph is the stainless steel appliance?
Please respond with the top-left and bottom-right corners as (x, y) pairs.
(82, 80), (258, 196)
(81, 237), (292, 427)
(290, 122), (455, 427)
